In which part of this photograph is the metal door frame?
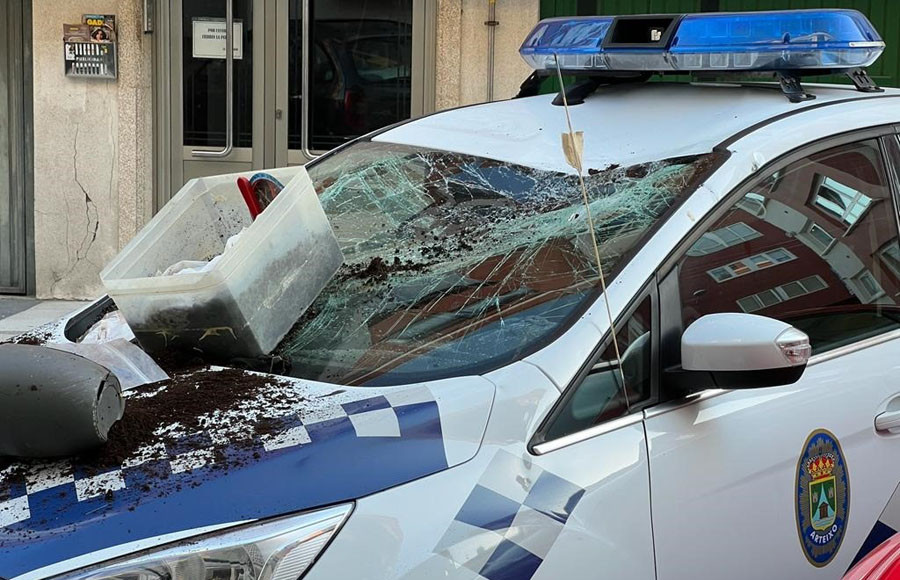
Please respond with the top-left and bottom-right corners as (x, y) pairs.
(174, 0), (267, 185)
(155, 0), (268, 208)
(0, 0), (33, 295)
(280, 0), (437, 167)
(155, 0), (437, 208)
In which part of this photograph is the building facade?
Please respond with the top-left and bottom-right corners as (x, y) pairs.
(1, 0), (897, 299)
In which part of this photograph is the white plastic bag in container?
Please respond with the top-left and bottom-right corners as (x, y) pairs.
(100, 167), (344, 358)
(48, 339), (169, 390)
(80, 310), (136, 344)
(158, 229), (245, 277)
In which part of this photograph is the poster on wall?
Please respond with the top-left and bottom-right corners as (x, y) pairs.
(83, 14), (117, 42)
(192, 18), (244, 60)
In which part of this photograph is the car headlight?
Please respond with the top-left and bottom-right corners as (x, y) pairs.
(57, 504), (352, 580)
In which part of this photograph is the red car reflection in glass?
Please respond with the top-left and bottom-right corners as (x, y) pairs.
(845, 534), (900, 580)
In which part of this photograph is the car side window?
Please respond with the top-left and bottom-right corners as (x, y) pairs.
(544, 296), (653, 441)
(677, 139), (900, 356)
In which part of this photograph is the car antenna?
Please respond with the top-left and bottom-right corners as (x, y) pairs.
(554, 54), (629, 407)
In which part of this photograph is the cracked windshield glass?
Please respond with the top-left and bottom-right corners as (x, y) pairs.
(277, 141), (716, 386)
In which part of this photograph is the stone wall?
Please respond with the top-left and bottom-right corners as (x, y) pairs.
(32, 0), (152, 299)
(436, 0), (539, 110)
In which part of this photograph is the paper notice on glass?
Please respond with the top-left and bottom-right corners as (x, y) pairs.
(192, 18), (243, 60)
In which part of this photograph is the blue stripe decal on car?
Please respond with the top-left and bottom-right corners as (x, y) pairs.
(1, 396), (447, 578)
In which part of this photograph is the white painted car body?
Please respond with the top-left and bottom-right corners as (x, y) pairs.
(7, 82), (900, 580)
(316, 84), (900, 579)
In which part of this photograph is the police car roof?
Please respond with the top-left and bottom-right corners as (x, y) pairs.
(376, 83), (900, 174)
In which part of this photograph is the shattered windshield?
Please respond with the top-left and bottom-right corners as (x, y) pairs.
(276, 141), (716, 386)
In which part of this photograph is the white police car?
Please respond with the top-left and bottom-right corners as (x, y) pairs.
(4, 8), (900, 580)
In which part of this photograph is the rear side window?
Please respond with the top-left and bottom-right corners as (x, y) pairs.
(676, 139), (900, 355)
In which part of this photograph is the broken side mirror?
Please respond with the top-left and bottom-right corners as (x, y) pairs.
(0, 344), (124, 458)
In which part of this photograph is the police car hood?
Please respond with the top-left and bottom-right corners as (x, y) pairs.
(0, 369), (495, 578)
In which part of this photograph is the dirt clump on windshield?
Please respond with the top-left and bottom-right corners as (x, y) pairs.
(625, 164), (650, 179)
(339, 256), (429, 285)
(588, 163), (619, 175)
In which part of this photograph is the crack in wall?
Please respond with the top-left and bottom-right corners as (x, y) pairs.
(49, 122), (101, 295)
(73, 123), (100, 260)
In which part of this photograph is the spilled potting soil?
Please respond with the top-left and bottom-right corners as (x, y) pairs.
(94, 369), (288, 468)
(0, 367), (308, 511)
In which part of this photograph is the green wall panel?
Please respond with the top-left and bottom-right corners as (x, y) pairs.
(541, 0), (899, 87)
(718, 0), (899, 87)
(540, 0), (578, 18)
(595, 0), (701, 14)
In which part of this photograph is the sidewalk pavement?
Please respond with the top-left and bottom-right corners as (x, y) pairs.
(0, 298), (88, 342)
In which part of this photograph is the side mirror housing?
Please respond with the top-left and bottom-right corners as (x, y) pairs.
(675, 313), (811, 391)
(0, 344), (124, 458)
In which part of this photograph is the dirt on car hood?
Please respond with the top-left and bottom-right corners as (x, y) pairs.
(0, 366), (495, 578)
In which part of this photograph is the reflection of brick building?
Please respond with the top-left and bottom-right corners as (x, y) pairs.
(680, 141), (900, 324)
(680, 213), (852, 323)
(358, 241), (590, 381)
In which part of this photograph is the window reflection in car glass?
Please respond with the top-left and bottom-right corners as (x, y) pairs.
(678, 140), (900, 356)
(881, 241), (900, 279)
(687, 221), (761, 256)
(274, 142), (714, 386)
(812, 175), (873, 227)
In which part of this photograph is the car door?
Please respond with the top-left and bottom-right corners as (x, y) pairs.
(645, 134), (900, 579)
(521, 286), (660, 579)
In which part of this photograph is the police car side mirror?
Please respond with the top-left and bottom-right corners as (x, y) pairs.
(0, 344), (124, 458)
(679, 313), (811, 390)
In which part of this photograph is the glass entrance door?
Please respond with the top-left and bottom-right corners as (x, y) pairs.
(170, 0), (430, 191)
(283, 0), (416, 164)
(177, 0), (261, 184)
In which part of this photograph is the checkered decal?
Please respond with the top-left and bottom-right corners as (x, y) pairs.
(434, 450), (585, 580)
(0, 384), (433, 529)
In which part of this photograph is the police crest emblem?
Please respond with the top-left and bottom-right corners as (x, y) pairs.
(796, 429), (850, 567)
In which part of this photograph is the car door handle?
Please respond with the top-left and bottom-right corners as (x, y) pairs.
(875, 410), (900, 433)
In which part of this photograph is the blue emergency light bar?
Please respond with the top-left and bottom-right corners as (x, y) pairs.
(520, 9), (884, 74)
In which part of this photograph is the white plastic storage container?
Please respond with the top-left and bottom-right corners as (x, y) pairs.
(100, 167), (343, 358)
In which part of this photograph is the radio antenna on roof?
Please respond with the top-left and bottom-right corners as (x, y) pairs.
(554, 54), (629, 407)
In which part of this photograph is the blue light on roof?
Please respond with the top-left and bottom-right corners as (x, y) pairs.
(520, 17), (614, 71)
(671, 11), (884, 70)
(519, 9), (884, 74)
